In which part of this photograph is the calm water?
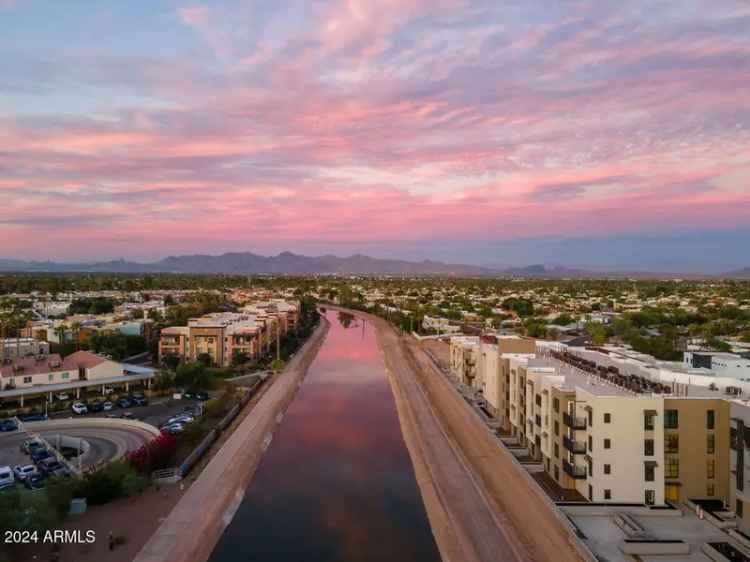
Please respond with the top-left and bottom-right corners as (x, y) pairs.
(209, 311), (441, 562)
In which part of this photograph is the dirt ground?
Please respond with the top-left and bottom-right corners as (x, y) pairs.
(13, 483), (189, 562)
(420, 338), (450, 367)
(361, 311), (586, 562)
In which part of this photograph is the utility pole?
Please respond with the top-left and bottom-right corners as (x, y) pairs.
(276, 321), (280, 362)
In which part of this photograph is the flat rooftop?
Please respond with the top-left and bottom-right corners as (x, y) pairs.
(562, 504), (746, 562)
(530, 357), (634, 396)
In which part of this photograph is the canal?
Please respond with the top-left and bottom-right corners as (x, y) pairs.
(208, 310), (441, 562)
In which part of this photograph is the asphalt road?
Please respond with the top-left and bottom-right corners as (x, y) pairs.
(0, 421), (156, 470)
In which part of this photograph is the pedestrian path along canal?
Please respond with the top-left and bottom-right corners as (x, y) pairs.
(209, 310), (441, 562)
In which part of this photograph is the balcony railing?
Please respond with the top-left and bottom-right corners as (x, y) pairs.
(563, 436), (586, 454)
(563, 459), (587, 479)
(563, 412), (586, 430)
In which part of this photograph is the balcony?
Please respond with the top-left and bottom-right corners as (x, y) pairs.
(563, 460), (587, 480)
(563, 412), (586, 430)
(563, 436), (586, 454)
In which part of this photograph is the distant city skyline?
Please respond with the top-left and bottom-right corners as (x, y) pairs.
(1, 1), (748, 270)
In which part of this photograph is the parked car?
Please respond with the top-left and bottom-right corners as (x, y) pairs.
(17, 412), (47, 422)
(163, 423), (184, 435)
(166, 414), (194, 426)
(13, 464), (37, 482)
(71, 402), (88, 415)
(130, 395), (148, 406)
(0, 418), (18, 432)
(21, 439), (44, 454)
(103, 401), (113, 411)
(89, 402), (104, 413)
(30, 448), (52, 464)
(24, 473), (45, 490)
(117, 398), (132, 409)
(38, 458), (65, 477)
(195, 391), (209, 401)
(0, 466), (14, 489)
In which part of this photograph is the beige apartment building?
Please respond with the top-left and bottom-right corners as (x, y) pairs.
(455, 338), (735, 507)
(158, 300), (300, 367)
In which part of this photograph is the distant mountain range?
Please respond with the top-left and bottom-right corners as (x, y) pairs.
(0, 253), (747, 278)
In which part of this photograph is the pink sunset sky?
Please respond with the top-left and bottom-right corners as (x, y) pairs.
(0, 0), (749, 270)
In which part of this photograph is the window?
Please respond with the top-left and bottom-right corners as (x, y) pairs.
(665, 456), (679, 479)
(553, 398), (559, 413)
(554, 421), (559, 436)
(665, 409), (679, 429)
(588, 485), (593, 501)
(48, 374), (54, 382)
(61, 372), (69, 379)
(588, 409), (593, 426)
(604, 464), (611, 475)
(604, 438), (611, 450)
(554, 443), (559, 459)
(23, 376), (32, 383)
(535, 394), (542, 407)
(707, 459), (715, 479)
(588, 435), (593, 452)
(738, 499), (744, 518)
(645, 463), (655, 482)
(665, 433), (679, 453)
(644, 439), (654, 456)
(554, 465), (559, 481)
(604, 489), (612, 500)
(644, 411), (655, 430)
(707, 433), (715, 455)
(604, 413), (611, 423)
(707, 410), (715, 430)
(588, 458), (593, 477)
(707, 484), (715, 497)
(645, 490), (655, 505)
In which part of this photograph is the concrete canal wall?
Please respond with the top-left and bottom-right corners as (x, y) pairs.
(133, 318), (329, 562)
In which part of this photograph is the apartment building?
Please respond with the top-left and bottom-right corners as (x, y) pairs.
(449, 337), (479, 386)
(158, 299), (300, 367)
(458, 340), (736, 507)
(1, 338), (50, 359)
(730, 400), (750, 533)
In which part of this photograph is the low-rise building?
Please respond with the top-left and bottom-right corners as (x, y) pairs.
(1, 338), (50, 359)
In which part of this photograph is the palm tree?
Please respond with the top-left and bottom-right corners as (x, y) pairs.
(55, 324), (68, 345)
(71, 321), (82, 351)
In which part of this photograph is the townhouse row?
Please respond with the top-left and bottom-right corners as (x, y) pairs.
(158, 299), (299, 367)
(449, 335), (750, 533)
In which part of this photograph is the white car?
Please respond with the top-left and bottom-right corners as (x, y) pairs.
(0, 466), (14, 489)
(167, 415), (194, 425)
(13, 464), (37, 482)
(162, 422), (184, 435)
(71, 402), (88, 415)
(102, 401), (113, 411)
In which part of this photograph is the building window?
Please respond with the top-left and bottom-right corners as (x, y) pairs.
(604, 489), (612, 500)
(665, 433), (679, 453)
(707, 410), (715, 430)
(588, 435), (593, 452)
(665, 409), (679, 429)
(604, 464), (611, 475)
(645, 463), (655, 482)
(588, 409), (593, 427)
(588, 485), (593, 501)
(535, 394), (542, 407)
(707, 459), (715, 479)
(644, 439), (654, 456)
(553, 398), (559, 413)
(48, 374), (54, 382)
(644, 411), (655, 430)
(707, 484), (715, 497)
(604, 413), (611, 424)
(61, 372), (69, 379)
(554, 421), (559, 436)
(707, 433), (715, 455)
(738, 499), (744, 518)
(588, 458), (593, 477)
(665, 456), (679, 479)
(23, 376), (32, 383)
(554, 443), (559, 459)
(645, 490), (655, 505)
(604, 438), (611, 450)
(554, 465), (559, 481)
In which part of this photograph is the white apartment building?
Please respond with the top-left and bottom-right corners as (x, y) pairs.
(685, 352), (750, 381)
(449, 337), (479, 386)
(1, 338), (50, 359)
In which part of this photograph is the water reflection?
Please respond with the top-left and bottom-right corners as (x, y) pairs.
(209, 311), (440, 562)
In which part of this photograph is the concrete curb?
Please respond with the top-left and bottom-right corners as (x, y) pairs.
(132, 318), (329, 562)
(22, 417), (161, 438)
